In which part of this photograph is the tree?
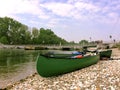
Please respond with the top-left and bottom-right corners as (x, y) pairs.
(24, 30), (31, 44)
(18, 25), (30, 44)
(0, 36), (8, 44)
(113, 39), (116, 43)
(79, 40), (89, 45)
(69, 41), (75, 45)
(109, 35), (112, 43)
(38, 28), (68, 45)
(109, 35), (112, 39)
(0, 17), (32, 44)
(32, 27), (39, 44)
(0, 17), (11, 43)
(8, 22), (27, 44)
(0, 17), (68, 45)
(89, 37), (92, 42)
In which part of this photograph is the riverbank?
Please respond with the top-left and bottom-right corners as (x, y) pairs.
(5, 60), (120, 90)
(3, 48), (120, 90)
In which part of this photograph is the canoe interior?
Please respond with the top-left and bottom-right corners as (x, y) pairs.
(36, 54), (99, 77)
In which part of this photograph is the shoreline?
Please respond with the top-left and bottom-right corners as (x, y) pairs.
(0, 72), (37, 89)
(2, 72), (37, 89)
(3, 60), (120, 90)
(1, 48), (120, 90)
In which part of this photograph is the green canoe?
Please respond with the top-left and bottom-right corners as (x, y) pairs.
(36, 54), (99, 77)
(99, 50), (112, 59)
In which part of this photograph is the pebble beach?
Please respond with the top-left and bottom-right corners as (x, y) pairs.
(4, 49), (120, 90)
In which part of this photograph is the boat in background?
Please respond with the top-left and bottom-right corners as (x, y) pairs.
(83, 46), (112, 60)
(36, 53), (99, 77)
(99, 50), (112, 60)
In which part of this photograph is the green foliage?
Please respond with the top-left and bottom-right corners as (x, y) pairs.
(31, 27), (39, 44)
(79, 40), (89, 45)
(0, 17), (68, 45)
(0, 36), (8, 44)
(38, 28), (68, 45)
(0, 17), (31, 44)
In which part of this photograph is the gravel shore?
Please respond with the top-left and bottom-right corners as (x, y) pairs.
(5, 49), (120, 90)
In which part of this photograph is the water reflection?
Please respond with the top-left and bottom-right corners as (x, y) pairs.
(0, 49), (40, 88)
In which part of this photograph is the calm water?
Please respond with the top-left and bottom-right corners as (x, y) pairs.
(0, 49), (40, 88)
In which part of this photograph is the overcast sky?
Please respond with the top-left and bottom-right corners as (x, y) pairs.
(0, 0), (120, 42)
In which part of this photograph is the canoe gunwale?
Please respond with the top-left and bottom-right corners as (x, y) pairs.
(39, 53), (92, 59)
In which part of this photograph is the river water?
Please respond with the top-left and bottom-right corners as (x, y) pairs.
(0, 49), (40, 89)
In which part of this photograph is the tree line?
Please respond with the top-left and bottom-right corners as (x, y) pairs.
(0, 17), (68, 45)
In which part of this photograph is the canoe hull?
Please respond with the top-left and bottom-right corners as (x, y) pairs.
(36, 54), (99, 77)
(99, 50), (112, 59)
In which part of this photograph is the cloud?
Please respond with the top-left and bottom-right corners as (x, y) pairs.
(40, 2), (74, 17)
(46, 19), (59, 28)
(0, 0), (120, 28)
(1, 0), (119, 23)
(0, 0), (16, 16)
(40, 1), (93, 20)
(74, 1), (99, 12)
(40, 0), (120, 23)
(0, 0), (49, 19)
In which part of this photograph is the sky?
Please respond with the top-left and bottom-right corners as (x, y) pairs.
(0, 0), (120, 43)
